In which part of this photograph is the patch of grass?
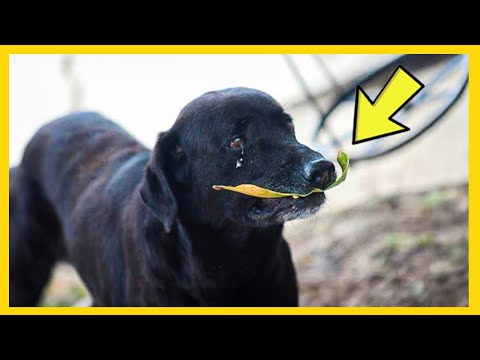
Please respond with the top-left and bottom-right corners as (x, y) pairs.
(416, 234), (436, 248)
(410, 280), (425, 296)
(421, 190), (448, 210)
(450, 239), (468, 263)
(383, 233), (404, 252)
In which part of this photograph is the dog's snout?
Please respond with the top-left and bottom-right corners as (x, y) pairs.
(301, 158), (336, 190)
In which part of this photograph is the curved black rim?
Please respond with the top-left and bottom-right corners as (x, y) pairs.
(309, 55), (468, 164)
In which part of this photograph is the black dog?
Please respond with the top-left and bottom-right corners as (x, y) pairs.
(9, 87), (336, 306)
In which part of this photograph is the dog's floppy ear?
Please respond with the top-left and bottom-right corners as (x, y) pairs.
(140, 132), (178, 233)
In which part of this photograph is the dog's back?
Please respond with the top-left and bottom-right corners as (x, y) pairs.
(9, 112), (150, 306)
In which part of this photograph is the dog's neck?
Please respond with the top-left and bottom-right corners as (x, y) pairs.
(182, 215), (284, 250)
(141, 207), (284, 300)
(176, 216), (285, 298)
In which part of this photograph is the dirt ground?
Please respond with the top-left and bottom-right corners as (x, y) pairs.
(40, 183), (469, 307)
(287, 183), (469, 306)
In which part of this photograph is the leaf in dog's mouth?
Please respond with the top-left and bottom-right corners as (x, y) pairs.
(212, 150), (349, 199)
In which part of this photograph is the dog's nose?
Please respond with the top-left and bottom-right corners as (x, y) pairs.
(301, 158), (336, 190)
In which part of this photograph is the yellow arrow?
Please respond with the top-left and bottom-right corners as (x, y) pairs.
(353, 66), (424, 144)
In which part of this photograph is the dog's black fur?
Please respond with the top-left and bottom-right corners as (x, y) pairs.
(9, 87), (336, 306)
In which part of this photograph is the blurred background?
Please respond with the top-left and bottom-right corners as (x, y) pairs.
(9, 54), (469, 306)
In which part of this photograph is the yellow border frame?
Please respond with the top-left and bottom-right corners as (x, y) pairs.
(1, 45), (477, 315)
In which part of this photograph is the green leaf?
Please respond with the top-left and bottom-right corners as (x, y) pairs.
(325, 149), (349, 191)
(212, 150), (349, 198)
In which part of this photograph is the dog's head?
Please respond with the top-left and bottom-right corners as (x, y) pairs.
(140, 87), (336, 231)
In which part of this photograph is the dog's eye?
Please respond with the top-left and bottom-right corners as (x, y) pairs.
(229, 137), (245, 149)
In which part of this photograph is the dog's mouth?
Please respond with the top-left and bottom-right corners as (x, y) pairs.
(247, 191), (326, 223)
